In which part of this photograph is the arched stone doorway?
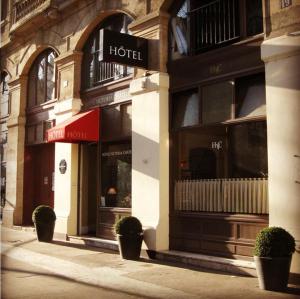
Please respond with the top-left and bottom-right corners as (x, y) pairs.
(23, 49), (57, 224)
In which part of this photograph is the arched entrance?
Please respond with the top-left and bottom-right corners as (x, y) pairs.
(23, 49), (57, 224)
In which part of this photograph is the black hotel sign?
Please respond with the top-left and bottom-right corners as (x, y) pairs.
(99, 29), (148, 69)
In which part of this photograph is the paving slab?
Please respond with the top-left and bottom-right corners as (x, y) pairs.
(1, 226), (300, 299)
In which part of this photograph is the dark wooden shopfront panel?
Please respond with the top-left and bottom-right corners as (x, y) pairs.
(23, 143), (54, 224)
(97, 208), (130, 240)
(170, 212), (268, 258)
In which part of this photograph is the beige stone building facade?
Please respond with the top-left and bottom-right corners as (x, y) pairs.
(1, 0), (300, 278)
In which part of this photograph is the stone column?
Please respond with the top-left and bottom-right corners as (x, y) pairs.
(261, 34), (300, 274)
(2, 75), (27, 226)
(53, 51), (83, 239)
(130, 72), (169, 251)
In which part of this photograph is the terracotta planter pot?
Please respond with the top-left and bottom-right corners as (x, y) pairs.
(117, 234), (143, 260)
(254, 255), (292, 291)
(34, 221), (55, 242)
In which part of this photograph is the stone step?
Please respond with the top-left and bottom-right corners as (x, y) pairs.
(155, 250), (257, 277)
(68, 234), (256, 277)
(68, 235), (119, 251)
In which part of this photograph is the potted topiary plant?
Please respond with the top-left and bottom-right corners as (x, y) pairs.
(254, 226), (296, 291)
(32, 205), (56, 242)
(115, 216), (143, 260)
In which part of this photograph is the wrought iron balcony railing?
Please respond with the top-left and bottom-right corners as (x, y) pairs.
(190, 0), (240, 54)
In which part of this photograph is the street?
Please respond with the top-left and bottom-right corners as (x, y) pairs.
(1, 227), (300, 299)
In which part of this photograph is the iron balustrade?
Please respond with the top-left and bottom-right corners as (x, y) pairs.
(190, 0), (240, 53)
(88, 51), (133, 87)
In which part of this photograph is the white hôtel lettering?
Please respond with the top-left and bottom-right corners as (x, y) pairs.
(66, 131), (87, 139)
(109, 46), (142, 61)
(48, 129), (64, 140)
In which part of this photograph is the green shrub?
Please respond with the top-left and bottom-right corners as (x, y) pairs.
(32, 205), (56, 224)
(254, 227), (295, 257)
(115, 216), (142, 236)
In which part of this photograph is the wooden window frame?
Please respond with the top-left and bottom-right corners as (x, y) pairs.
(81, 14), (134, 91)
(171, 72), (266, 132)
(27, 49), (57, 109)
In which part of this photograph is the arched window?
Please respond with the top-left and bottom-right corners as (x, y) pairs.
(27, 49), (57, 108)
(1, 71), (9, 209)
(82, 13), (133, 89)
(0, 72), (9, 118)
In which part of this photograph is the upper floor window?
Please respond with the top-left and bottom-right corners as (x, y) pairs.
(82, 14), (133, 90)
(27, 49), (57, 109)
(0, 72), (9, 118)
(170, 0), (263, 58)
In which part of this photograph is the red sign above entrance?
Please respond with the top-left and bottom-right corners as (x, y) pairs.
(46, 108), (100, 143)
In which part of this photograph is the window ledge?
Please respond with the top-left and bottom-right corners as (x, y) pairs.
(82, 75), (133, 94)
(234, 33), (264, 46)
(222, 115), (266, 125)
(26, 98), (57, 114)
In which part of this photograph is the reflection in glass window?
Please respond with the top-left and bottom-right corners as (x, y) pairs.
(236, 73), (266, 118)
(171, 0), (188, 56)
(0, 72), (9, 117)
(47, 52), (55, 100)
(230, 121), (267, 178)
(173, 121), (268, 214)
(101, 142), (132, 208)
(101, 103), (132, 141)
(1, 72), (9, 209)
(172, 90), (199, 128)
(246, 0), (263, 36)
(202, 81), (233, 124)
(37, 57), (46, 105)
(27, 49), (57, 108)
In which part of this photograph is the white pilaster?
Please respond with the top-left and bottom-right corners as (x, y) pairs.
(262, 34), (300, 274)
(130, 72), (169, 251)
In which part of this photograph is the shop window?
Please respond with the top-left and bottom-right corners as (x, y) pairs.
(26, 121), (54, 145)
(170, 0), (263, 58)
(82, 14), (133, 89)
(202, 81), (233, 124)
(101, 142), (132, 208)
(172, 72), (265, 129)
(172, 73), (267, 215)
(235, 73), (266, 118)
(26, 125), (36, 144)
(172, 89), (199, 128)
(230, 122), (267, 178)
(173, 122), (268, 214)
(101, 103), (132, 141)
(27, 49), (57, 108)
(100, 102), (132, 208)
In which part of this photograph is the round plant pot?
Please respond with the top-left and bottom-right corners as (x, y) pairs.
(117, 234), (143, 260)
(34, 221), (55, 242)
(254, 255), (292, 291)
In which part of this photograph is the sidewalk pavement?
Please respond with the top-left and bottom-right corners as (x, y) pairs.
(1, 226), (300, 299)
